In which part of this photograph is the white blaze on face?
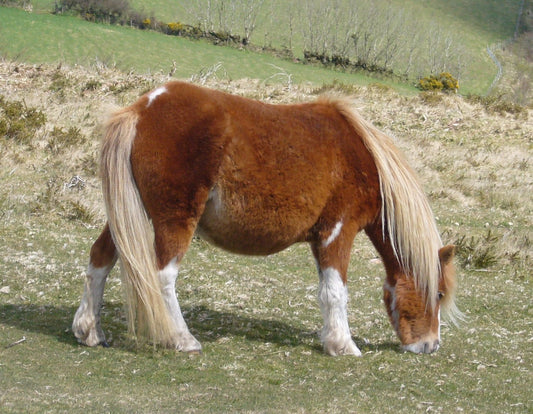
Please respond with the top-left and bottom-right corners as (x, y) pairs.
(147, 86), (168, 107)
(435, 308), (441, 352)
(323, 220), (343, 248)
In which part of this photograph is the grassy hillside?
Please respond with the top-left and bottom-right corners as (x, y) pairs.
(0, 60), (531, 412)
(395, 0), (520, 41)
(0, 7), (414, 92)
(29, 0), (521, 39)
(124, 0), (524, 94)
(134, 0), (521, 44)
(6, 0), (527, 94)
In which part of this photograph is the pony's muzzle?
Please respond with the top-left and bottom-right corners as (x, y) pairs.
(402, 338), (440, 354)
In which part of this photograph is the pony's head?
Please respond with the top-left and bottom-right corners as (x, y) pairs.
(383, 245), (458, 354)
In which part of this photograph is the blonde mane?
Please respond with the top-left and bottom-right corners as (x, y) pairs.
(331, 98), (443, 311)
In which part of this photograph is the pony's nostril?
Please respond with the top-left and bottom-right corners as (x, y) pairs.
(422, 340), (440, 354)
(403, 338), (440, 354)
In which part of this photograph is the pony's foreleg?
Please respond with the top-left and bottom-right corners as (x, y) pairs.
(311, 227), (361, 356)
(72, 224), (117, 347)
(158, 257), (202, 353)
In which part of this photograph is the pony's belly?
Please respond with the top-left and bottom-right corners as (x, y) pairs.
(196, 216), (297, 256)
(196, 188), (309, 255)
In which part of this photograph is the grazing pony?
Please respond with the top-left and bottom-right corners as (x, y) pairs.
(73, 82), (458, 355)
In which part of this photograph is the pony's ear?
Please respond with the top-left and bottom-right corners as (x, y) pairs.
(437, 244), (462, 324)
(439, 245), (455, 266)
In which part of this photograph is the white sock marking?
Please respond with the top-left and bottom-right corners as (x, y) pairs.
(319, 267), (348, 330)
(147, 86), (167, 107)
(159, 257), (179, 289)
(73, 262), (114, 345)
(318, 267), (361, 356)
(158, 258), (201, 352)
(158, 258), (186, 329)
(323, 220), (343, 248)
(383, 280), (399, 332)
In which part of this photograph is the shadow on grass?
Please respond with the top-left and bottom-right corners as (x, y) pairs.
(0, 303), (398, 353)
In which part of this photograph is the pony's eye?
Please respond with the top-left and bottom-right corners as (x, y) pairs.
(438, 292), (444, 300)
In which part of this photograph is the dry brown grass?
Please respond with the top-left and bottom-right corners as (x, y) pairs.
(1, 57), (530, 291)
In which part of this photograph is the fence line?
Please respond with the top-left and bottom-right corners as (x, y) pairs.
(486, 0), (525, 95)
(486, 46), (503, 95)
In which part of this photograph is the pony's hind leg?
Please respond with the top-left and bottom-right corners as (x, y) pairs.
(158, 256), (202, 353)
(72, 224), (117, 347)
(311, 222), (362, 356)
(153, 221), (202, 353)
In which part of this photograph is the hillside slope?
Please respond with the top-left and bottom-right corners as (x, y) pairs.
(0, 7), (413, 92)
(5, 0), (529, 94)
(0, 59), (531, 412)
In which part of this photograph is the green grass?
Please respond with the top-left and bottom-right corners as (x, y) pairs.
(1, 220), (531, 412)
(3, 0), (527, 94)
(393, 0), (520, 41)
(121, 0), (520, 43)
(0, 7), (414, 92)
(0, 61), (531, 412)
(125, 0), (522, 94)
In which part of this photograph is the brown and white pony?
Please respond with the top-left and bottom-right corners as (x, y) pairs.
(73, 81), (458, 356)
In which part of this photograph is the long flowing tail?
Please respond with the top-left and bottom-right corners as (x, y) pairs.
(100, 107), (178, 347)
(331, 98), (444, 312)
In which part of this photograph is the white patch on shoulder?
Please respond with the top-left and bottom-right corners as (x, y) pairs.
(323, 220), (343, 248)
(147, 86), (168, 107)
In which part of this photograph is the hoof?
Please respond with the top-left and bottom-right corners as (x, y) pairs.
(175, 333), (202, 354)
(323, 336), (362, 357)
(72, 318), (107, 347)
(100, 340), (110, 348)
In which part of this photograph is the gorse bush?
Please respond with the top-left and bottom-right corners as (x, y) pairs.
(65, 199), (96, 223)
(47, 126), (86, 154)
(0, 96), (46, 144)
(141, 18), (151, 28)
(49, 70), (72, 96)
(166, 22), (184, 35)
(453, 230), (501, 269)
(466, 94), (527, 117)
(418, 72), (459, 92)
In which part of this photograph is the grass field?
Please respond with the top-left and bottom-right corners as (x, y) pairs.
(0, 7), (415, 93)
(0, 59), (531, 412)
(1, 0), (526, 95)
(29, 0), (522, 40)
(91, 0), (524, 94)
